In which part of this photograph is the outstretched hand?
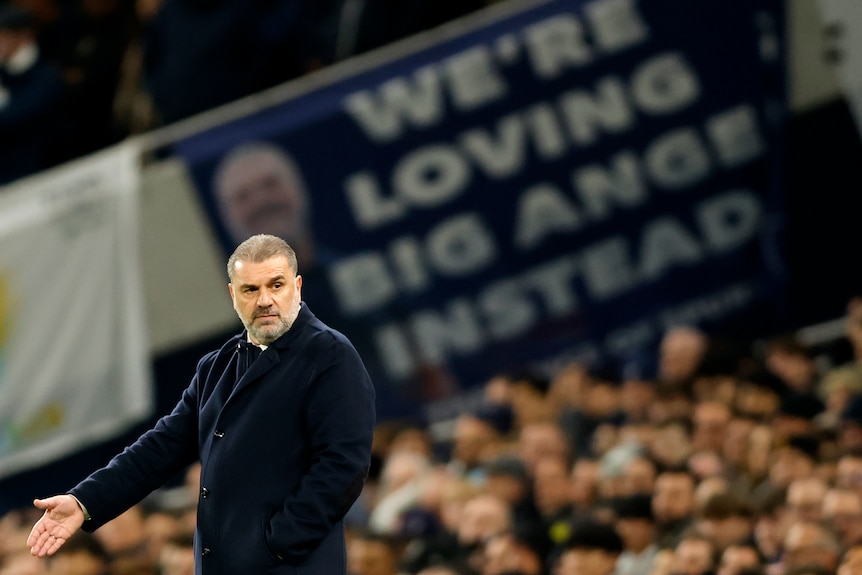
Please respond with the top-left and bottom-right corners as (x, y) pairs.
(27, 495), (85, 557)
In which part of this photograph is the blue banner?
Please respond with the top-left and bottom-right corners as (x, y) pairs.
(175, 0), (788, 420)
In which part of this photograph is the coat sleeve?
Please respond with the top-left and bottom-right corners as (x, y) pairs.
(266, 335), (376, 563)
(68, 356), (209, 531)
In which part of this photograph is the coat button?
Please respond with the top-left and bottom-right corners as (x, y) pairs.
(214, 430), (225, 438)
(202, 548), (211, 557)
(201, 487), (209, 499)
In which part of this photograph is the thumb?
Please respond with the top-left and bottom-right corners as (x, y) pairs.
(32, 496), (62, 511)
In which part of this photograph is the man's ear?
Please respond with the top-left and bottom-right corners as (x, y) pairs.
(228, 282), (235, 301)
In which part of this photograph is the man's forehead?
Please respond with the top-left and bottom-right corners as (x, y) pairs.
(232, 256), (294, 278)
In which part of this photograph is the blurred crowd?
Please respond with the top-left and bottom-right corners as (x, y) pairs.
(4, 295), (862, 575)
(0, 0), (496, 186)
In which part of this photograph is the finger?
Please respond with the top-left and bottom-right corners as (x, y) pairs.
(30, 532), (65, 557)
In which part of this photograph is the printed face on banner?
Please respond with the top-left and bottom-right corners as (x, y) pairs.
(214, 143), (311, 251)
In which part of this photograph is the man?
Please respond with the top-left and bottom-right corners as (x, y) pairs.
(781, 521), (840, 574)
(213, 142), (316, 267)
(556, 519), (623, 575)
(613, 494), (659, 575)
(696, 492), (756, 554)
(652, 470), (696, 548)
(27, 234), (376, 574)
(671, 533), (717, 575)
(822, 488), (862, 552)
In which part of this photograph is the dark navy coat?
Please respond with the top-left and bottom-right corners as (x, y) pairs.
(70, 304), (376, 574)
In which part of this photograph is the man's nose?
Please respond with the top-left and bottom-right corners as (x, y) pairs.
(257, 288), (274, 306)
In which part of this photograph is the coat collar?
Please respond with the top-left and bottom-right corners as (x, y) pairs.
(230, 303), (313, 393)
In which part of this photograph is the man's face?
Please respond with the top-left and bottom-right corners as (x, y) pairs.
(218, 152), (308, 244)
(671, 539), (714, 575)
(652, 473), (694, 523)
(229, 256), (302, 346)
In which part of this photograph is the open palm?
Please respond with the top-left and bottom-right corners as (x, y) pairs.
(27, 495), (85, 557)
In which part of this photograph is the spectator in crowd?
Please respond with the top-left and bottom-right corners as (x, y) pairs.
(532, 455), (576, 550)
(614, 494), (659, 575)
(517, 421), (571, 476)
(821, 488), (862, 552)
(448, 406), (512, 482)
(716, 544), (763, 575)
(368, 450), (433, 535)
(692, 401), (733, 454)
(401, 492), (511, 574)
(481, 530), (544, 575)
(570, 457), (602, 514)
(46, 0), (134, 162)
(556, 519), (623, 575)
(0, 3), (65, 186)
(481, 455), (545, 550)
(781, 521), (841, 574)
(620, 456), (658, 498)
(785, 477), (828, 524)
(839, 543), (862, 575)
(649, 418), (693, 470)
(0, 549), (48, 575)
(657, 326), (709, 392)
(89, 505), (154, 570)
(43, 532), (108, 575)
(670, 532), (718, 575)
(508, 372), (555, 431)
(836, 454), (862, 492)
(652, 470), (696, 548)
(696, 492), (756, 554)
(157, 532), (194, 575)
(347, 531), (402, 575)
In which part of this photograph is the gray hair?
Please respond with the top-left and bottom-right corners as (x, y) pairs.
(227, 234), (297, 281)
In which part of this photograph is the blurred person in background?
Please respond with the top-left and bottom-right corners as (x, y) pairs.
(0, 3), (65, 186)
(0, 550), (48, 575)
(347, 531), (401, 575)
(44, 532), (108, 575)
(669, 532), (717, 575)
(481, 530), (545, 575)
(657, 326), (709, 393)
(614, 494), (659, 575)
(821, 488), (862, 553)
(784, 477), (828, 525)
(716, 544), (763, 575)
(780, 521), (840, 574)
(696, 493), (756, 555)
(401, 493), (511, 575)
(556, 519), (623, 575)
(158, 532), (194, 575)
(651, 470), (696, 548)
